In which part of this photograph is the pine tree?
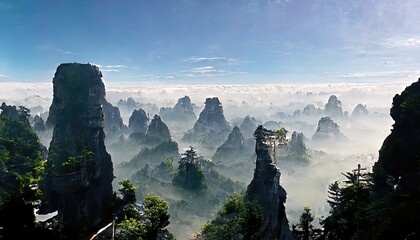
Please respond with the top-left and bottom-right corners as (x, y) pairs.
(173, 147), (207, 191)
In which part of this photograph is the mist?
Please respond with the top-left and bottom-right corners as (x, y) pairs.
(0, 80), (411, 239)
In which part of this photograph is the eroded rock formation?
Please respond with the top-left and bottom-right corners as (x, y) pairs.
(212, 126), (253, 164)
(239, 115), (258, 139)
(159, 95), (197, 123)
(129, 108), (148, 134)
(324, 95), (343, 118)
(302, 104), (323, 116)
(312, 117), (347, 141)
(40, 63), (114, 238)
(146, 115), (171, 145)
(102, 100), (126, 134)
(183, 97), (231, 150)
(246, 125), (293, 240)
(351, 104), (369, 119)
(374, 79), (420, 195)
(288, 131), (307, 156)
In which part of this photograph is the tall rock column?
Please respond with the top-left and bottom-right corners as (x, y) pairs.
(41, 63), (114, 238)
(246, 125), (293, 240)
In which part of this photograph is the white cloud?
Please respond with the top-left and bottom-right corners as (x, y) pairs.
(382, 37), (420, 48)
(180, 56), (249, 78)
(36, 44), (81, 55)
(184, 57), (228, 62)
(338, 70), (420, 79)
(91, 63), (128, 73)
(183, 56), (247, 66)
(180, 65), (247, 78)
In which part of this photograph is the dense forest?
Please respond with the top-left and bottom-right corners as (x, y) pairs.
(1, 63), (419, 239)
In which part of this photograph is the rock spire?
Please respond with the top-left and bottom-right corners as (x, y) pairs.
(40, 63), (114, 238)
(245, 125), (293, 240)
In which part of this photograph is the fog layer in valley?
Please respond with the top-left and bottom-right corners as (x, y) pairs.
(0, 81), (410, 238)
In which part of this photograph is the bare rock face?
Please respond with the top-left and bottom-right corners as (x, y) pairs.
(102, 100), (126, 134)
(289, 131), (307, 156)
(183, 97), (231, 150)
(118, 97), (137, 109)
(129, 108), (148, 134)
(212, 126), (253, 164)
(351, 104), (369, 119)
(40, 63), (114, 238)
(246, 125), (293, 240)
(324, 95), (343, 118)
(312, 117), (346, 141)
(159, 95), (197, 123)
(239, 115), (258, 139)
(374, 79), (420, 195)
(146, 114), (171, 145)
(302, 104), (323, 116)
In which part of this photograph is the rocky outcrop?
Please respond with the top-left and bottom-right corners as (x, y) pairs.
(117, 97), (137, 109)
(183, 97), (231, 150)
(324, 95), (343, 118)
(129, 108), (148, 134)
(118, 98), (159, 120)
(351, 104), (369, 119)
(33, 115), (46, 132)
(102, 100), (126, 134)
(245, 125), (293, 240)
(146, 115), (171, 145)
(212, 126), (253, 164)
(366, 79), (420, 239)
(239, 115), (258, 139)
(312, 117), (347, 141)
(159, 95), (197, 123)
(374, 79), (420, 195)
(288, 131), (307, 156)
(302, 104), (323, 116)
(40, 63), (114, 238)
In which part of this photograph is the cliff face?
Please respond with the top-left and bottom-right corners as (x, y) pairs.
(324, 95), (343, 118)
(351, 103), (369, 119)
(146, 114), (171, 145)
(129, 108), (148, 134)
(183, 97), (231, 150)
(102, 100), (125, 134)
(40, 63), (114, 238)
(239, 115), (258, 139)
(374, 79), (420, 195)
(212, 126), (247, 163)
(246, 125), (293, 240)
(312, 117), (346, 141)
(159, 95), (197, 123)
(289, 131), (306, 156)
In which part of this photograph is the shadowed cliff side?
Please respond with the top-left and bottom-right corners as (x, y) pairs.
(369, 78), (420, 239)
(246, 125), (293, 240)
(40, 63), (114, 238)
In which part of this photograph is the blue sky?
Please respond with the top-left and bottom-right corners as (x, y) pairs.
(1, 0), (420, 84)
